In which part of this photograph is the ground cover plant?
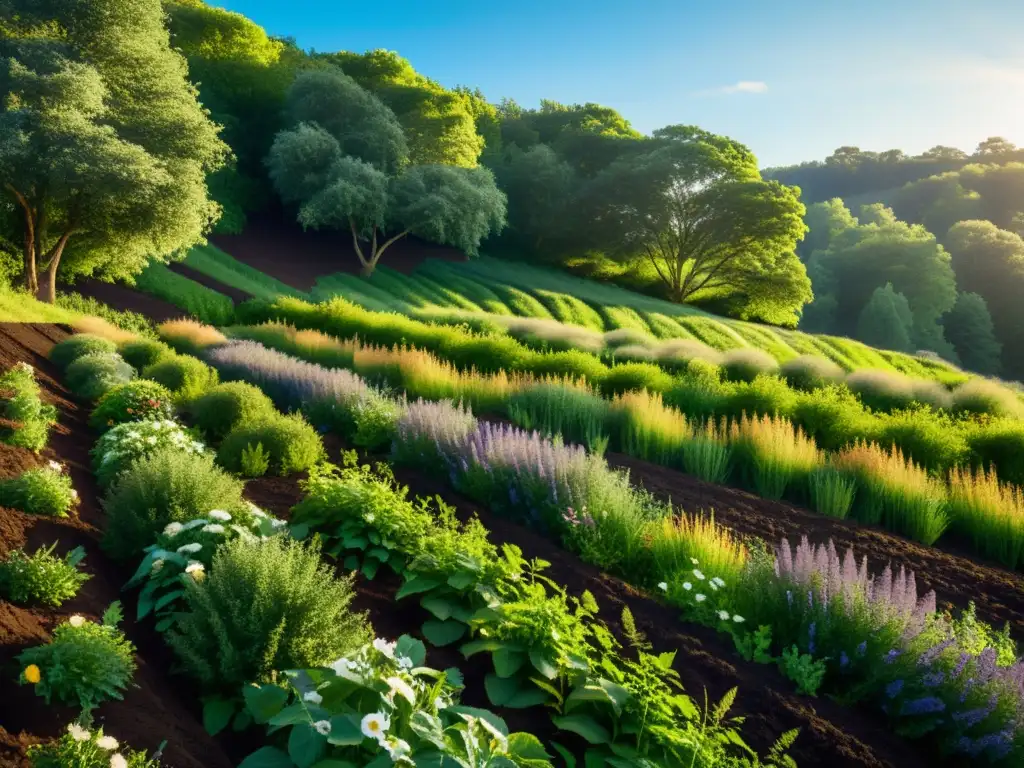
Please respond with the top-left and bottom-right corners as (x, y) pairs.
(0, 461), (78, 517)
(0, 543), (90, 607)
(65, 352), (137, 401)
(0, 362), (58, 451)
(28, 723), (164, 768)
(183, 244), (307, 301)
(133, 262), (235, 326)
(89, 379), (176, 432)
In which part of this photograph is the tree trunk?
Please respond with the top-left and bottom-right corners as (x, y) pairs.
(43, 231), (72, 304)
(6, 184), (38, 294)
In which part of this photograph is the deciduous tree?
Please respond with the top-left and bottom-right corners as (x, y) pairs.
(857, 283), (914, 352)
(943, 292), (1002, 375)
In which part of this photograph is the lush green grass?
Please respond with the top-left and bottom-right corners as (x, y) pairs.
(134, 262), (235, 325)
(183, 244), (307, 301)
(0, 285), (81, 323)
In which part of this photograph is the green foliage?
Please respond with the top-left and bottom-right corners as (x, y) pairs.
(17, 604), (136, 717)
(0, 0), (228, 300)
(56, 293), (156, 338)
(133, 262), (235, 326)
(778, 645), (828, 696)
(239, 441), (270, 478)
(780, 355), (844, 391)
(184, 244), (305, 301)
(808, 466), (856, 519)
(50, 335), (118, 370)
(0, 362), (57, 451)
(951, 379), (1023, 419)
(118, 338), (176, 372)
(967, 420), (1024, 487)
(101, 447), (244, 561)
(721, 348), (780, 383)
(28, 723), (162, 768)
(943, 292), (1003, 375)
(65, 352), (136, 401)
(856, 283), (914, 352)
(89, 379), (175, 432)
(142, 355), (219, 403)
(0, 543), (90, 607)
(0, 464), (77, 517)
(218, 413), (324, 476)
(189, 381), (276, 441)
(351, 395), (403, 451)
(91, 418), (209, 488)
(167, 536), (370, 692)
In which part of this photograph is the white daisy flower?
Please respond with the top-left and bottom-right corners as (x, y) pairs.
(360, 712), (390, 743)
(683, 582), (692, 591)
(67, 723), (90, 741)
(373, 638), (396, 659)
(185, 561), (205, 579)
(303, 691), (323, 705)
(208, 509), (232, 522)
(313, 720), (331, 736)
(693, 569), (705, 580)
(733, 615), (745, 623)
(68, 615), (86, 628)
(712, 577), (726, 588)
(202, 524), (225, 535)
(657, 582), (668, 592)
(717, 610), (730, 621)
(163, 522), (184, 537)
(110, 755), (128, 768)
(695, 594), (706, 602)
(96, 735), (119, 750)
(384, 737), (411, 762)
(330, 657), (363, 683)
(177, 543), (202, 555)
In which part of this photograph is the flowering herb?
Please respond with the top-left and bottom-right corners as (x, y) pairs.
(27, 722), (164, 768)
(0, 543), (90, 607)
(91, 418), (208, 488)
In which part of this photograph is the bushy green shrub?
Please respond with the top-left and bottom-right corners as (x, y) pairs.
(352, 395), (403, 450)
(529, 348), (610, 382)
(0, 464), (77, 517)
(167, 536), (369, 691)
(721, 348), (779, 383)
(217, 413), (324, 476)
(951, 379), (1024, 418)
(28, 723), (162, 768)
(845, 369), (915, 412)
(967, 420), (1024, 487)
(0, 543), (90, 607)
(142, 355), (219, 403)
(56, 292), (156, 338)
(780, 355), (844, 391)
(721, 375), (798, 421)
(89, 379), (175, 432)
(789, 386), (876, 452)
(92, 419), (209, 488)
(600, 362), (674, 396)
(65, 353), (135, 401)
(101, 448), (244, 561)
(239, 441), (270, 477)
(188, 381), (276, 441)
(17, 603), (136, 716)
(0, 362), (57, 452)
(49, 335), (117, 370)
(876, 408), (969, 472)
(119, 338), (175, 371)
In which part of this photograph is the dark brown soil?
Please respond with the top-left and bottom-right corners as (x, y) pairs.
(167, 263), (251, 304)
(211, 215), (465, 292)
(66, 279), (185, 324)
(0, 323), (233, 768)
(605, 452), (1024, 640)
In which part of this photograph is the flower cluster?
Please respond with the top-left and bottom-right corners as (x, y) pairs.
(26, 722), (161, 768)
(661, 558), (743, 625)
(92, 419), (208, 487)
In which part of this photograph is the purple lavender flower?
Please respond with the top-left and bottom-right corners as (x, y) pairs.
(922, 671), (945, 688)
(886, 679), (905, 699)
(900, 696), (946, 715)
(808, 622), (817, 655)
(884, 649), (902, 665)
(856, 641), (867, 657)
(840, 651), (850, 669)
(952, 695), (997, 728)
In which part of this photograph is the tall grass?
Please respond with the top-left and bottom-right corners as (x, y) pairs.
(645, 513), (747, 591)
(184, 244), (306, 301)
(680, 421), (732, 484)
(133, 262), (235, 325)
(611, 390), (690, 465)
(158, 319), (227, 356)
(727, 414), (821, 501)
(947, 466), (1024, 568)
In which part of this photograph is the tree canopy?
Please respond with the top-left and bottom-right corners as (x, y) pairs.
(857, 283), (914, 352)
(943, 292), (1002, 375)
(0, 0), (228, 300)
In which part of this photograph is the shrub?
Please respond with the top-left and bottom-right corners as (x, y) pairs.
(600, 361), (674, 396)
(56, 292), (155, 338)
(721, 348), (779, 383)
(722, 375), (799, 421)
(239, 441), (270, 477)
(845, 369), (916, 412)
(876, 408), (968, 472)
(142, 355), (219, 403)
(119, 338), (175, 371)
(65, 353), (135, 401)
(89, 379), (175, 432)
(157, 319), (227, 356)
(790, 385), (875, 452)
(727, 414), (821, 501)
(218, 413), (324, 476)
(49, 335), (117, 370)
(188, 381), (276, 441)
(0, 543), (90, 607)
(101, 448), (244, 561)
(0, 463), (77, 517)
(644, 513), (747, 593)
(603, 328), (651, 348)
(167, 536), (369, 692)
(17, 603), (136, 716)
(28, 723), (162, 768)
(528, 348), (609, 382)
(654, 339), (723, 371)
(91, 419), (209, 488)
(967, 420), (1024, 487)
(908, 379), (953, 411)
(352, 394), (403, 450)
(951, 379), (1024, 419)
(780, 355), (844, 391)
(0, 362), (57, 452)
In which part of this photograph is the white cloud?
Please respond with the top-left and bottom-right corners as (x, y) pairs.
(694, 80), (769, 96)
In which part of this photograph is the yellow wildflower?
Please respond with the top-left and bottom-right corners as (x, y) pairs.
(23, 664), (41, 684)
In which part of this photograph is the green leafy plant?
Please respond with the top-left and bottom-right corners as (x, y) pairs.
(734, 625), (775, 665)
(49, 335), (118, 370)
(119, 338), (175, 372)
(89, 379), (175, 432)
(778, 646), (828, 696)
(101, 447), (244, 561)
(92, 418), (210, 488)
(239, 634), (552, 767)
(141, 354), (219, 403)
(188, 381), (276, 441)
(17, 603), (136, 718)
(167, 536), (370, 694)
(351, 394), (403, 450)
(0, 463), (78, 517)
(808, 466), (856, 519)
(0, 543), (90, 607)
(218, 413), (325, 476)
(65, 352), (136, 401)
(28, 722), (164, 768)
(0, 362), (58, 451)
(239, 441), (270, 478)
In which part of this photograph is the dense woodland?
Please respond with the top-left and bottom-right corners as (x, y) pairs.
(1, 0), (1022, 376)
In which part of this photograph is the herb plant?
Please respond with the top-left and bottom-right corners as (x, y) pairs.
(0, 543), (90, 607)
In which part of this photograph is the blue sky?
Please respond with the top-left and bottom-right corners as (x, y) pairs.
(216, 0), (1024, 168)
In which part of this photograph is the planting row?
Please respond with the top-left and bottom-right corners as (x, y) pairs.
(58, 324), (1023, 764)
(18, 341), (804, 767)
(216, 321), (1024, 567)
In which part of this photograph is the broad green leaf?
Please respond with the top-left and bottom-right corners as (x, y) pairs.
(421, 596), (455, 621)
(493, 648), (526, 678)
(233, 709), (254, 732)
(444, 667), (465, 688)
(528, 649), (558, 680)
(343, 534), (368, 550)
(238, 747), (293, 768)
(154, 588), (185, 612)
(269, 702), (310, 727)
(288, 723), (326, 768)
(506, 686), (551, 709)
(422, 619), (466, 646)
(327, 713), (363, 746)
(364, 755), (391, 768)
(202, 697), (236, 736)
(310, 761), (358, 768)
(552, 714), (611, 745)
(409, 710), (446, 749)
(395, 635), (427, 667)
(243, 684), (289, 724)
(289, 522), (309, 539)
(343, 554), (360, 571)
(446, 705), (509, 737)
(484, 674), (522, 707)
(396, 575), (441, 599)
(461, 638), (510, 657)
(368, 546), (390, 561)
(447, 571), (475, 590)
(566, 679), (631, 716)
(508, 732), (552, 760)
(551, 743), (577, 768)
(361, 559), (379, 580)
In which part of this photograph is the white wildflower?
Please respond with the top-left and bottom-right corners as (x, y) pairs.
(67, 723), (90, 742)
(95, 735), (119, 751)
(313, 719), (331, 736)
(303, 691), (323, 706)
(434, 696), (447, 710)
(185, 561), (205, 579)
(109, 755), (128, 768)
(711, 577), (726, 588)
(247, 502), (266, 518)
(386, 676), (417, 705)
(48, 460), (62, 473)
(182, 518), (208, 531)
(163, 522), (184, 537)
(695, 594), (706, 602)
(176, 543), (202, 555)
(365, 513), (375, 523)
(733, 615), (745, 623)
(145, 436), (157, 445)
(657, 582), (668, 592)
(384, 737), (411, 762)
(360, 712), (390, 743)
(70, 489), (78, 500)
(270, 518), (287, 529)
(202, 524), (225, 535)
(68, 615), (86, 628)
(330, 657), (363, 682)
(717, 610), (730, 621)
(690, 557), (699, 565)
(208, 509), (232, 522)
(693, 569), (705, 580)
(683, 582), (692, 591)
(373, 638), (396, 659)
(397, 655), (414, 670)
